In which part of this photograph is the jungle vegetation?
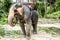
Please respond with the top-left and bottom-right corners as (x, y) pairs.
(0, 0), (60, 24)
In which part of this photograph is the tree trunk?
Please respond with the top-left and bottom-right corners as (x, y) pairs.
(44, 0), (47, 17)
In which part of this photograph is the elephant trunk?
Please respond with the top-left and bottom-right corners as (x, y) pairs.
(8, 9), (16, 27)
(8, 15), (16, 27)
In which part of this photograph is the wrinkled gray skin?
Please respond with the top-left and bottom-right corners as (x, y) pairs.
(8, 3), (38, 37)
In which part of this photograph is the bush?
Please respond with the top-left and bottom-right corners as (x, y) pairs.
(37, 2), (45, 17)
(0, 12), (8, 24)
(46, 11), (60, 19)
(0, 0), (12, 24)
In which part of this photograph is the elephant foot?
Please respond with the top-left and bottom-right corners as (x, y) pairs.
(26, 34), (30, 37)
(32, 30), (37, 34)
(33, 31), (37, 34)
(26, 34), (31, 40)
(24, 35), (26, 38)
(21, 33), (26, 38)
(26, 36), (31, 40)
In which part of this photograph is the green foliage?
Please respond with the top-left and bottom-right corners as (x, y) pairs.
(0, 0), (12, 24)
(47, 0), (56, 5)
(3, 0), (12, 12)
(54, 0), (60, 11)
(0, 12), (8, 24)
(0, 0), (12, 12)
(40, 27), (60, 35)
(0, 17), (8, 24)
(13, 30), (22, 35)
(37, 2), (45, 17)
(0, 26), (5, 37)
(47, 6), (51, 13)
(5, 30), (22, 37)
(37, 0), (57, 17)
(0, 0), (60, 24)
(0, 25), (22, 37)
(46, 11), (60, 19)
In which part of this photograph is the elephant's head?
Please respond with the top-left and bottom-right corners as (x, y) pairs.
(8, 7), (23, 27)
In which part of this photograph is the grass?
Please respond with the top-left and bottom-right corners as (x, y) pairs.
(5, 30), (22, 38)
(0, 25), (60, 37)
(38, 27), (60, 35)
(0, 25), (22, 37)
(0, 25), (5, 37)
(0, 17), (8, 25)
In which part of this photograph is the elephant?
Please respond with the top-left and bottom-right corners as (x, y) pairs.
(8, 3), (38, 37)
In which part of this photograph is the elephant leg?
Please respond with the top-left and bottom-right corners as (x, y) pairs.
(26, 19), (31, 37)
(31, 10), (38, 34)
(32, 23), (37, 34)
(32, 18), (38, 34)
(20, 21), (26, 37)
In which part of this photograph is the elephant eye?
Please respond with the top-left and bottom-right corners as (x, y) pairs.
(14, 9), (19, 14)
(14, 9), (18, 12)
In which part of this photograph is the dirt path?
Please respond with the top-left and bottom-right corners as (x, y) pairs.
(0, 18), (60, 40)
(2, 23), (60, 31)
(0, 24), (60, 40)
(0, 30), (60, 40)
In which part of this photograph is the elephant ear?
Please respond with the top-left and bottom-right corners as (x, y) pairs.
(17, 7), (23, 15)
